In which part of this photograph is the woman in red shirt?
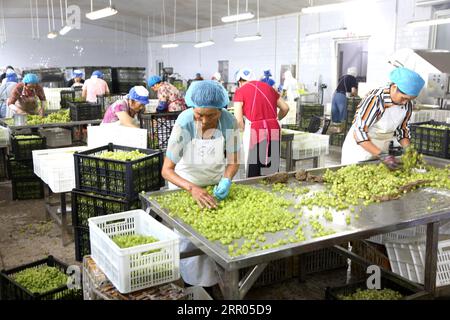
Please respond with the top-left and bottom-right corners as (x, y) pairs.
(233, 68), (289, 177)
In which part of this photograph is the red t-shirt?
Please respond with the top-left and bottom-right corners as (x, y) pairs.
(233, 81), (280, 145)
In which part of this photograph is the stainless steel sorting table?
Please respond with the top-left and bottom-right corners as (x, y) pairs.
(140, 156), (450, 299)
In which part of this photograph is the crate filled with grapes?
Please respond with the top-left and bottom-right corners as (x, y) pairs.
(410, 121), (450, 159)
(0, 256), (82, 300)
(88, 210), (180, 293)
(11, 177), (44, 200)
(7, 157), (35, 180)
(325, 276), (420, 300)
(11, 134), (46, 160)
(74, 143), (164, 200)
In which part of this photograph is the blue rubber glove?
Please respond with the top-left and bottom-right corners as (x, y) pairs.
(213, 178), (232, 201)
(156, 101), (168, 112)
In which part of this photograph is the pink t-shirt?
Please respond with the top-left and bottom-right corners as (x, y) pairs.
(102, 99), (130, 124)
(83, 77), (109, 103)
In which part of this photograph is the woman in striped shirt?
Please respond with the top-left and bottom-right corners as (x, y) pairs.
(341, 67), (425, 168)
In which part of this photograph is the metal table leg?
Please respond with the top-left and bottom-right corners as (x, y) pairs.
(286, 139), (293, 172)
(424, 222), (439, 294)
(60, 193), (72, 247)
(220, 269), (240, 300)
(312, 156), (319, 168)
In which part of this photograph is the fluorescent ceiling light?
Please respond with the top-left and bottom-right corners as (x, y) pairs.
(161, 43), (179, 48)
(86, 6), (118, 20)
(301, 0), (374, 14)
(234, 34), (262, 42)
(47, 31), (58, 39)
(221, 12), (254, 23)
(306, 27), (347, 39)
(407, 17), (450, 27)
(59, 25), (72, 35)
(416, 0), (450, 6)
(194, 40), (215, 48)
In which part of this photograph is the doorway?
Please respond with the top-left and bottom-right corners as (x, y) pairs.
(336, 40), (368, 83)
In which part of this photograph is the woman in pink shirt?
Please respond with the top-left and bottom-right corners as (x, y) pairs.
(82, 70), (110, 103)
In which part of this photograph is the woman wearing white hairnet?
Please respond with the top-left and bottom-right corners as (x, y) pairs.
(341, 67), (425, 169)
(331, 66), (358, 124)
(162, 80), (240, 287)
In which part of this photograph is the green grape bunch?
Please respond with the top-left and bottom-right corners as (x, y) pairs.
(12, 266), (69, 294)
(338, 288), (403, 300)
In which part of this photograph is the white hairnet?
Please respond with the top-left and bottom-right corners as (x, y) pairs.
(347, 67), (358, 77)
(213, 72), (221, 81)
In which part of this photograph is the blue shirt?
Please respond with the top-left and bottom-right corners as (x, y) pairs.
(166, 108), (240, 164)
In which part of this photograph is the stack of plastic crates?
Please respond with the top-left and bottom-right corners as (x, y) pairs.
(9, 134), (46, 200)
(280, 129), (329, 166)
(298, 103), (324, 130)
(59, 89), (75, 109)
(0, 255), (82, 300)
(140, 112), (182, 150)
(72, 143), (164, 262)
(409, 121), (450, 159)
(344, 97), (362, 134)
(329, 133), (345, 147)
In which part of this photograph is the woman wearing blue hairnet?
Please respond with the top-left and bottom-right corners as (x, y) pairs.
(0, 70), (18, 118)
(161, 80), (240, 288)
(68, 70), (85, 88)
(102, 86), (149, 128)
(341, 67), (425, 169)
(7, 73), (46, 116)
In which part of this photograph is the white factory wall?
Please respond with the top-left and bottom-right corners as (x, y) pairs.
(0, 18), (147, 70)
(148, 0), (433, 105)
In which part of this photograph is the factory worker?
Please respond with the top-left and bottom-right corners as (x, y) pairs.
(0, 66), (14, 85)
(0, 70), (18, 118)
(162, 80), (240, 287)
(233, 68), (289, 177)
(101, 86), (149, 128)
(7, 73), (46, 116)
(82, 70), (110, 103)
(341, 67), (425, 169)
(147, 75), (186, 112)
(68, 70), (85, 88)
(261, 69), (276, 89)
(282, 70), (299, 102)
(331, 66), (358, 124)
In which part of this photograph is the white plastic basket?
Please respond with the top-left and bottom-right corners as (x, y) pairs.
(43, 88), (70, 111)
(39, 128), (72, 148)
(32, 146), (87, 179)
(87, 125), (148, 149)
(89, 210), (180, 294)
(0, 126), (10, 146)
(281, 131), (329, 160)
(43, 154), (77, 193)
(385, 238), (450, 287)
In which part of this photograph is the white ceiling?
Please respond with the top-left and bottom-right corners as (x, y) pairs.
(2, 0), (350, 36)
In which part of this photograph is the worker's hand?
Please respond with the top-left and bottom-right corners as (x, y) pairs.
(213, 178), (232, 201)
(381, 155), (401, 171)
(190, 185), (218, 209)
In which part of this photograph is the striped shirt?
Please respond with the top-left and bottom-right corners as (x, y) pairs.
(352, 86), (412, 144)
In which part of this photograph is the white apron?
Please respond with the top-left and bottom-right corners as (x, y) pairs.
(341, 105), (408, 165)
(242, 82), (280, 176)
(169, 122), (225, 287)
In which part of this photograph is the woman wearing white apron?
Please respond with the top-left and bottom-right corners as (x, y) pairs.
(162, 80), (240, 287)
(101, 86), (148, 128)
(341, 67), (425, 168)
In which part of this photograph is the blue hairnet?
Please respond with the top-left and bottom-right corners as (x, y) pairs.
(73, 70), (83, 78)
(147, 75), (162, 87)
(263, 70), (272, 77)
(92, 70), (103, 79)
(390, 67), (425, 97)
(128, 86), (149, 105)
(23, 73), (39, 84)
(6, 73), (18, 83)
(261, 77), (275, 87)
(185, 80), (229, 109)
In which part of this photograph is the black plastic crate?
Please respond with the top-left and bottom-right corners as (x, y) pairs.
(0, 147), (7, 181)
(329, 133), (345, 147)
(74, 226), (90, 262)
(7, 157), (35, 180)
(74, 143), (164, 200)
(72, 189), (141, 229)
(0, 255), (82, 300)
(60, 90), (75, 109)
(299, 103), (324, 130)
(325, 276), (421, 300)
(68, 101), (103, 121)
(12, 177), (44, 200)
(11, 134), (46, 160)
(96, 94), (127, 113)
(140, 112), (181, 150)
(410, 121), (450, 159)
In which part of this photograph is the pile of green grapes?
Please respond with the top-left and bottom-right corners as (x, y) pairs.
(13, 266), (68, 294)
(14, 135), (42, 140)
(98, 150), (147, 161)
(338, 288), (403, 300)
(25, 109), (71, 125)
(112, 234), (159, 249)
(154, 184), (302, 256)
(420, 124), (449, 130)
(299, 147), (450, 211)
